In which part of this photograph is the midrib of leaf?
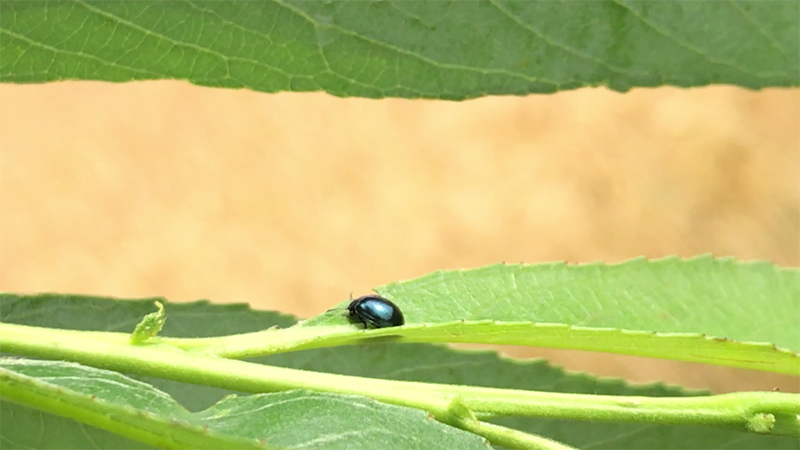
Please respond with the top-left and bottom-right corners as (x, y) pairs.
(187, 321), (799, 375)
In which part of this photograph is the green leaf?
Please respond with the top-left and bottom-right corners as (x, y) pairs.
(269, 350), (800, 449)
(378, 257), (799, 349)
(2, 294), (798, 449)
(290, 257), (800, 374)
(0, 358), (490, 450)
(2, 257), (799, 377)
(0, 399), (150, 450)
(1, 1), (797, 98)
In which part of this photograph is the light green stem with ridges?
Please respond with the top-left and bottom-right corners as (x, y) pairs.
(1, 321), (798, 445)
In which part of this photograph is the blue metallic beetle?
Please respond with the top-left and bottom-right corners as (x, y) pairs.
(347, 295), (405, 329)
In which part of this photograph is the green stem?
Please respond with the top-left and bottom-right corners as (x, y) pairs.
(1, 322), (798, 438)
(457, 420), (580, 450)
(5, 319), (798, 376)
(168, 324), (800, 376)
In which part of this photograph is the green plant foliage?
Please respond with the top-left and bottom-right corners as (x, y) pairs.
(374, 257), (799, 351)
(0, 358), (490, 450)
(296, 257), (800, 373)
(1, 295), (797, 449)
(1, 0), (797, 98)
(0, 400), (149, 450)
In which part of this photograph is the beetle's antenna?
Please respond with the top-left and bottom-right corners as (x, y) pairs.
(326, 293), (355, 312)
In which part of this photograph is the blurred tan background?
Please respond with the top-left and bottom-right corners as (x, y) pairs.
(1, 82), (798, 393)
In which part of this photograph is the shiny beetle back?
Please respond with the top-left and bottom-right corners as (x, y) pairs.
(347, 295), (404, 329)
